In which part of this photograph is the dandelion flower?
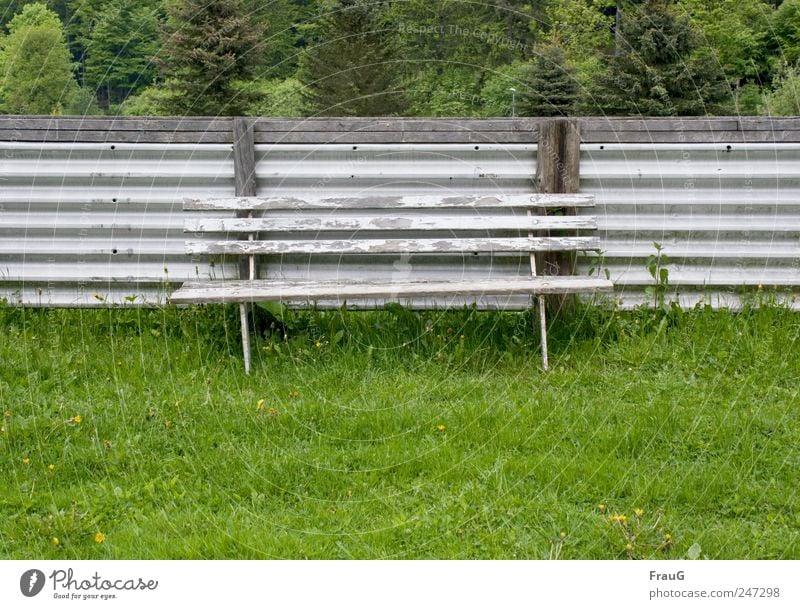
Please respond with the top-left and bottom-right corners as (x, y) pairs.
(52, 537), (60, 546)
(256, 399), (265, 411)
(436, 424), (446, 432)
(94, 532), (106, 544)
(47, 464), (55, 472)
(315, 341), (322, 348)
(634, 508), (644, 518)
(609, 514), (627, 524)
(72, 415), (82, 424)
(625, 543), (634, 551)
(22, 457), (30, 465)
(598, 503), (606, 513)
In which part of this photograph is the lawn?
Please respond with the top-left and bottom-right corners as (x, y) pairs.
(1, 300), (798, 559)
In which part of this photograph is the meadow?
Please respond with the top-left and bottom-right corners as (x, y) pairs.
(1, 299), (798, 559)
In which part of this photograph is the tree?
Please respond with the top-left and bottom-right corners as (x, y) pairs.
(156, 0), (267, 116)
(585, 0), (729, 115)
(0, 3), (79, 114)
(83, 0), (161, 108)
(518, 44), (579, 116)
(768, 0), (800, 69)
(301, 0), (405, 116)
(765, 62), (800, 115)
(678, 0), (771, 83)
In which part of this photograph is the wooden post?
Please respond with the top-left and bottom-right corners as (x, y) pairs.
(533, 119), (581, 370)
(233, 117), (257, 374)
(536, 118), (581, 309)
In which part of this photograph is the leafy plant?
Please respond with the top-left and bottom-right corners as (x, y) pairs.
(645, 241), (670, 310)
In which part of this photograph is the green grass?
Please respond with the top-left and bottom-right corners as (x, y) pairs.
(1, 299), (798, 559)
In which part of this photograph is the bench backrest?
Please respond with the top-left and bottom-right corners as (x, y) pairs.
(183, 194), (598, 258)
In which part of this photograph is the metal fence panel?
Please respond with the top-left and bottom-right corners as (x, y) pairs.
(2, 138), (799, 310)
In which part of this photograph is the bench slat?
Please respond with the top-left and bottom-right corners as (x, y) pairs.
(169, 277), (614, 304)
(186, 236), (601, 255)
(183, 193), (595, 211)
(184, 215), (597, 233)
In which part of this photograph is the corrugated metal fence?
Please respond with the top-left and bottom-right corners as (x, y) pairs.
(1, 116), (798, 309)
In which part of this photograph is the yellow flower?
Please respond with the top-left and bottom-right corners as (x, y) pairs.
(48, 464), (55, 472)
(315, 341), (322, 348)
(52, 537), (60, 546)
(665, 533), (672, 542)
(94, 532), (106, 544)
(72, 415), (82, 424)
(436, 424), (446, 432)
(267, 408), (278, 417)
(625, 543), (634, 552)
(598, 503), (606, 513)
(22, 457), (30, 465)
(256, 399), (265, 411)
(609, 514), (627, 524)
(634, 508), (644, 518)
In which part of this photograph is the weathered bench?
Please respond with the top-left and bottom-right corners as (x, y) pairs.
(169, 193), (613, 373)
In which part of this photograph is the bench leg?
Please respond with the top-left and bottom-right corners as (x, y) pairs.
(239, 303), (251, 375)
(538, 296), (549, 371)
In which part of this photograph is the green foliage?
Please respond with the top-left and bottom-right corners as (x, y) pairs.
(117, 82), (175, 116)
(734, 82), (766, 115)
(546, 0), (615, 63)
(586, 0), (729, 115)
(518, 44), (579, 116)
(678, 0), (771, 82)
(404, 66), (482, 117)
(82, 0), (161, 107)
(243, 77), (307, 117)
(768, 0), (800, 68)
(0, 2), (79, 114)
(645, 241), (670, 310)
(301, 0), (405, 116)
(1, 0), (66, 30)
(156, 0), (267, 115)
(480, 62), (530, 117)
(764, 62), (800, 115)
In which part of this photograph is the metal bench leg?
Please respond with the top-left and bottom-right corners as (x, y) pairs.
(538, 296), (549, 371)
(239, 303), (251, 375)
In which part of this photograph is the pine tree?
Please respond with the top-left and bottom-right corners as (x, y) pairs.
(587, 0), (728, 115)
(519, 45), (578, 116)
(0, 3), (79, 114)
(157, 0), (266, 116)
(301, 0), (405, 116)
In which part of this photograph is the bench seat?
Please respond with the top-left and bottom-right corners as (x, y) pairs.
(170, 277), (613, 305)
(171, 192), (611, 373)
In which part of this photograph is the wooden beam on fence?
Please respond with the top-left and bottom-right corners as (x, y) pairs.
(232, 117), (257, 375)
(536, 118), (582, 315)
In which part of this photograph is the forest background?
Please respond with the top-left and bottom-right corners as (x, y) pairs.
(0, 0), (798, 119)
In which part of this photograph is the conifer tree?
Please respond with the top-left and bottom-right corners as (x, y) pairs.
(157, 0), (266, 115)
(301, 0), (404, 116)
(518, 45), (578, 116)
(587, 0), (728, 115)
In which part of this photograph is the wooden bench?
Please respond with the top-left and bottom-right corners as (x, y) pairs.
(169, 193), (613, 373)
